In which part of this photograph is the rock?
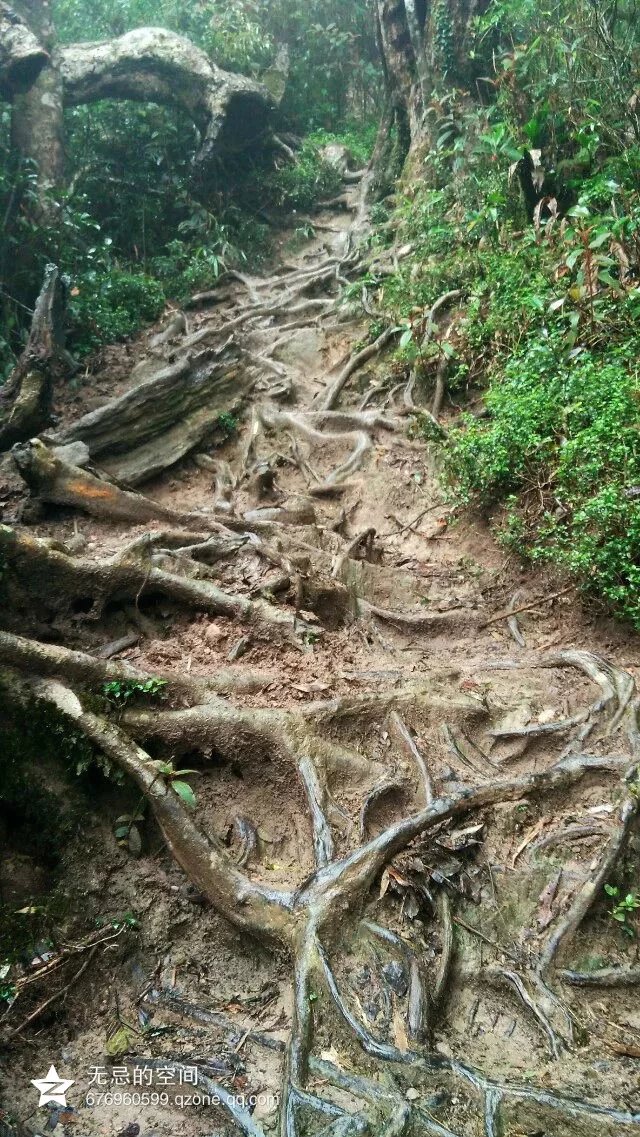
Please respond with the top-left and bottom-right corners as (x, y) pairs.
(65, 533), (88, 554)
(382, 960), (408, 996)
(204, 622), (226, 643)
(228, 635), (250, 662)
(52, 441), (91, 467)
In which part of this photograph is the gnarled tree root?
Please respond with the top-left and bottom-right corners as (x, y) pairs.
(0, 525), (309, 642)
(3, 625), (640, 1134)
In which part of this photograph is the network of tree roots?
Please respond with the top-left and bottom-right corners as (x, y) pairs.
(2, 183), (640, 1137)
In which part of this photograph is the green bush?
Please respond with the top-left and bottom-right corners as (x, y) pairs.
(447, 337), (640, 626)
(264, 135), (344, 212)
(68, 268), (166, 354)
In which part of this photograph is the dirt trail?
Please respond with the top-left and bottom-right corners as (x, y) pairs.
(2, 186), (640, 1137)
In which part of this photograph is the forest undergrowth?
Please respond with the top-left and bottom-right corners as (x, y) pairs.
(361, 84), (640, 630)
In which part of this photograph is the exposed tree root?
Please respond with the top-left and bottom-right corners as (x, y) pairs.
(359, 600), (478, 633)
(0, 526), (309, 642)
(318, 327), (400, 411)
(259, 406), (397, 493)
(4, 618), (639, 1134)
(5, 200), (640, 1137)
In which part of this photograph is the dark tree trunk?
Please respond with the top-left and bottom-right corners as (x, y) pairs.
(0, 263), (68, 448)
(373, 0), (491, 179)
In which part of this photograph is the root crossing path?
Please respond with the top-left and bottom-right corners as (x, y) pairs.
(2, 185), (640, 1137)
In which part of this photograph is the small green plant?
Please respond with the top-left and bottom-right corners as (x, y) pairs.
(0, 963), (16, 1005)
(604, 884), (640, 935)
(114, 806), (146, 857)
(151, 761), (199, 809)
(95, 911), (140, 931)
(217, 411), (239, 439)
(102, 678), (167, 708)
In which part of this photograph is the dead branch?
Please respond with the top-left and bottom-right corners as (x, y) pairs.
(389, 710), (434, 804)
(480, 586), (574, 628)
(0, 265), (69, 449)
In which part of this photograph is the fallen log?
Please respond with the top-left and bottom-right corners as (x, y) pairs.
(48, 339), (250, 484)
(11, 438), (215, 525)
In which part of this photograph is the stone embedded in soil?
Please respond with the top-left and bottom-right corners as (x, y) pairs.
(382, 959), (408, 996)
(204, 622), (227, 643)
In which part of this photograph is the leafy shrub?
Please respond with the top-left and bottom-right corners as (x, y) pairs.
(264, 135), (344, 212)
(68, 269), (166, 354)
(447, 337), (640, 626)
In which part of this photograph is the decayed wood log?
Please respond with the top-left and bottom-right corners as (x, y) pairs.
(47, 340), (251, 484)
(0, 264), (68, 450)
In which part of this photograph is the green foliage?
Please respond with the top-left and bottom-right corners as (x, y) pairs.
(217, 411), (239, 438)
(69, 268), (166, 355)
(361, 55), (640, 632)
(151, 760), (199, 809)
(605, 884), (640, 935)
(265, 136), (343, 212)
(265, 127), (375, 212)
(102, 677), (167, 708)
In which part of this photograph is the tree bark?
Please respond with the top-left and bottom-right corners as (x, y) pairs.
(10, 0), (64, 200)
(374, 0), (491, 157)
(59, 29), (277, 185)
(0, 1), (48, 97)
(0, 264), (68, 448)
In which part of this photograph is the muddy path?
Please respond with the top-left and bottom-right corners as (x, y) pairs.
(2, 184), (640, 1137)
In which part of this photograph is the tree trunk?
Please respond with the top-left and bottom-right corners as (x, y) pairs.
(10, 0), (64, 201)
(46, 339), (250, 485)
(0, 263), (68, 448)
(0, 1), (48, 97)
(374, 0), (491, 162)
